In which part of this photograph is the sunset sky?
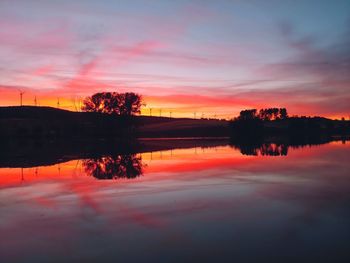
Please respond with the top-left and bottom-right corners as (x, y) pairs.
(0, 0), (349, 119)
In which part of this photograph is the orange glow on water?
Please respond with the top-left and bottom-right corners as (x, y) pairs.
(1, 141), (348, 189)
(0, 140), (350, 263)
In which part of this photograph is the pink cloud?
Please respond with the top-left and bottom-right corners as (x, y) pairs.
(32, 65), (55, 76)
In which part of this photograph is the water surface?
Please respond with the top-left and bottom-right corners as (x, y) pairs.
(0, 140), (349, 262)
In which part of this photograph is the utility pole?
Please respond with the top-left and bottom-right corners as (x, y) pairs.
(194, 112), (196, 119)
(159, 109), (162, 117)
(57, 98), (60, 108)
(19, 90), (24, 106)
(170, 111), (172, 118)
(34, 96), (37, 106)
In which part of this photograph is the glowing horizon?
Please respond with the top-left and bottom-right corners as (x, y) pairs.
(1, 0), (349, 119)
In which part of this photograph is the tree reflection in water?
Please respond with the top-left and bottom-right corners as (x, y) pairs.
(83, 154), (144, 180)
(242, 143), (289, 156)
(231, 142), (289, 156)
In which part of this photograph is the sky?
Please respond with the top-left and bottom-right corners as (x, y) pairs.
(0, 0), (349, 119)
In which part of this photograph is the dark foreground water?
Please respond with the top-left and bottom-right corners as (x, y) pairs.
(0, 140), (349, 262)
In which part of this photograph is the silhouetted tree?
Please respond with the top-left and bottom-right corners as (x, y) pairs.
(279, 108), (288, 119)
(238, 109), (258, 120)
(118, 92), (143, 116)
(272, 108), (279, 120)
(258, 108), (288, 121)
(230, 109), (263, 137)
(258, 108), (269, 121)
(82, 92), (109, 113)
(82, 92), (142, 116)
(230, 107), (291, 138)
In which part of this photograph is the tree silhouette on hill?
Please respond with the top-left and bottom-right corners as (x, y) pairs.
(82, 92), (143, 116)
(229, 107), (288, 137)
(236, 108), (288, 121)
(258, 108), (288, 120)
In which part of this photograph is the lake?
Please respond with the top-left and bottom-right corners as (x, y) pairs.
(0, 139), (349, 262)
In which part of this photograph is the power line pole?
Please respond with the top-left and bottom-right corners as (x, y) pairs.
(19, 91), (24, 106)
(34, 96), (37, 106)
(57, 98), (60, 108)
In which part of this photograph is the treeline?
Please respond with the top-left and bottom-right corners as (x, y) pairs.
(237, 108), (288, 121)
(230, 107), (350, 138)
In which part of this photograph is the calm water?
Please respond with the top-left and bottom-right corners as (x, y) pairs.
(0, 140), (350, 262)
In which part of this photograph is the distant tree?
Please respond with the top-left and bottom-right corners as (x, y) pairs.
(82, 92), (109, 113)
(279, 108), (288, 119)
(258, 108), (288, 121)
(82, 92), (142, 116)
(272, 108), (279, 120)
(258, 108), (273, 120)
(259, 108), (269, 120)
(238, 109), (258, 120)
(230, 109), (263, 137)
(118, 92), (143, 116)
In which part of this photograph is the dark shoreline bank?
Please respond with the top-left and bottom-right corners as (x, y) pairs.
(1, 106), (349, 139)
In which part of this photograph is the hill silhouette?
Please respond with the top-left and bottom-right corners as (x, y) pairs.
(0, 106), (229, 138)
(1, 106), (349, 139)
